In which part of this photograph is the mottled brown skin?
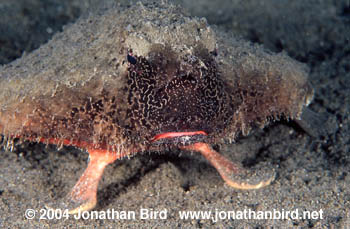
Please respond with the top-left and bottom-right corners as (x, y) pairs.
(125, 48), (232, 144)
(3, 46), (311, 148)
(0, 44), (313, 213)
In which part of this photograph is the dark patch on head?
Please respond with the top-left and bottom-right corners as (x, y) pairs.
(124, 45), (235, 143)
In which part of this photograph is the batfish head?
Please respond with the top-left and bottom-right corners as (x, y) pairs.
(124, 45), (233, 144)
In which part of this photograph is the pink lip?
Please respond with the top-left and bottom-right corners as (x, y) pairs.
(151, 131), (208, 142)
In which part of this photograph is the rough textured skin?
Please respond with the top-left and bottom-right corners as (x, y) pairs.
(125, 48), (231, 143)
(0, 1), (312, 155)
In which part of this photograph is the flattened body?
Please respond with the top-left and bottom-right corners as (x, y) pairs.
(0, 2), (313, 154)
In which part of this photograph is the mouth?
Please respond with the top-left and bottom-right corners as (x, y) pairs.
(150, 130), (208, 145)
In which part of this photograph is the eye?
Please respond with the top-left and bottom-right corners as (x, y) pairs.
(127, 53), (137, 65)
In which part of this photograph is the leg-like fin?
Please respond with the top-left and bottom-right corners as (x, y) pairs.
(47, 149), (121, 214)
(183, 143), (275, 190)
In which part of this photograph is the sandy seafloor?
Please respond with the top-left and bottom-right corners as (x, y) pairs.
(0, 0), (349, 228)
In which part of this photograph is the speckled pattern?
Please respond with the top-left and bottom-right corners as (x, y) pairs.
(0, 0), (349, 228)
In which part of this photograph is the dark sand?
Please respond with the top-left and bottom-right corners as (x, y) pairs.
(0, 0), (349, 228)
